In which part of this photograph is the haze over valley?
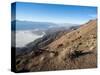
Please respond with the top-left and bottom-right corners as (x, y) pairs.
(12, 20), (79, 48)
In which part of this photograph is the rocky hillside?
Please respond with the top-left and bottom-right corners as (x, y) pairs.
(16, 19), (97, 72)
(16, 26), (78, 56)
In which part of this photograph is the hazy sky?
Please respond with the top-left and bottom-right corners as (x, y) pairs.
(12, 2), (97, 24)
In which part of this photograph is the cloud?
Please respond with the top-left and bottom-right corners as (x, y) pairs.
(16, 30), (44, 47)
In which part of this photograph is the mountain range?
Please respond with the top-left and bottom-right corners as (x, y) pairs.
(15, 19), (97, 72)
(11, 20), (79, 31)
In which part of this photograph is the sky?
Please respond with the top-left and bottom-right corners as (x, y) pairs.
(12, 2), (97, 24)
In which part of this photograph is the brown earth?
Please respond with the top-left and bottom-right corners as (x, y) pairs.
(16, 19), (97, 72)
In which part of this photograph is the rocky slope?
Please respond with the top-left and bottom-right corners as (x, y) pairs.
(16, 19), (97, 72)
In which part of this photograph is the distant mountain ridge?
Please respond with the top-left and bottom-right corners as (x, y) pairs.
(11, 20), (56, 30)
(11, 20), (79, 31)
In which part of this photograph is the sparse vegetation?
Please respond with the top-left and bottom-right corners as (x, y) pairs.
(16, 20), (97, 72)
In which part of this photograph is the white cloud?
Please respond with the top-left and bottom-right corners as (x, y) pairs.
(16, 30), (44, 47)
